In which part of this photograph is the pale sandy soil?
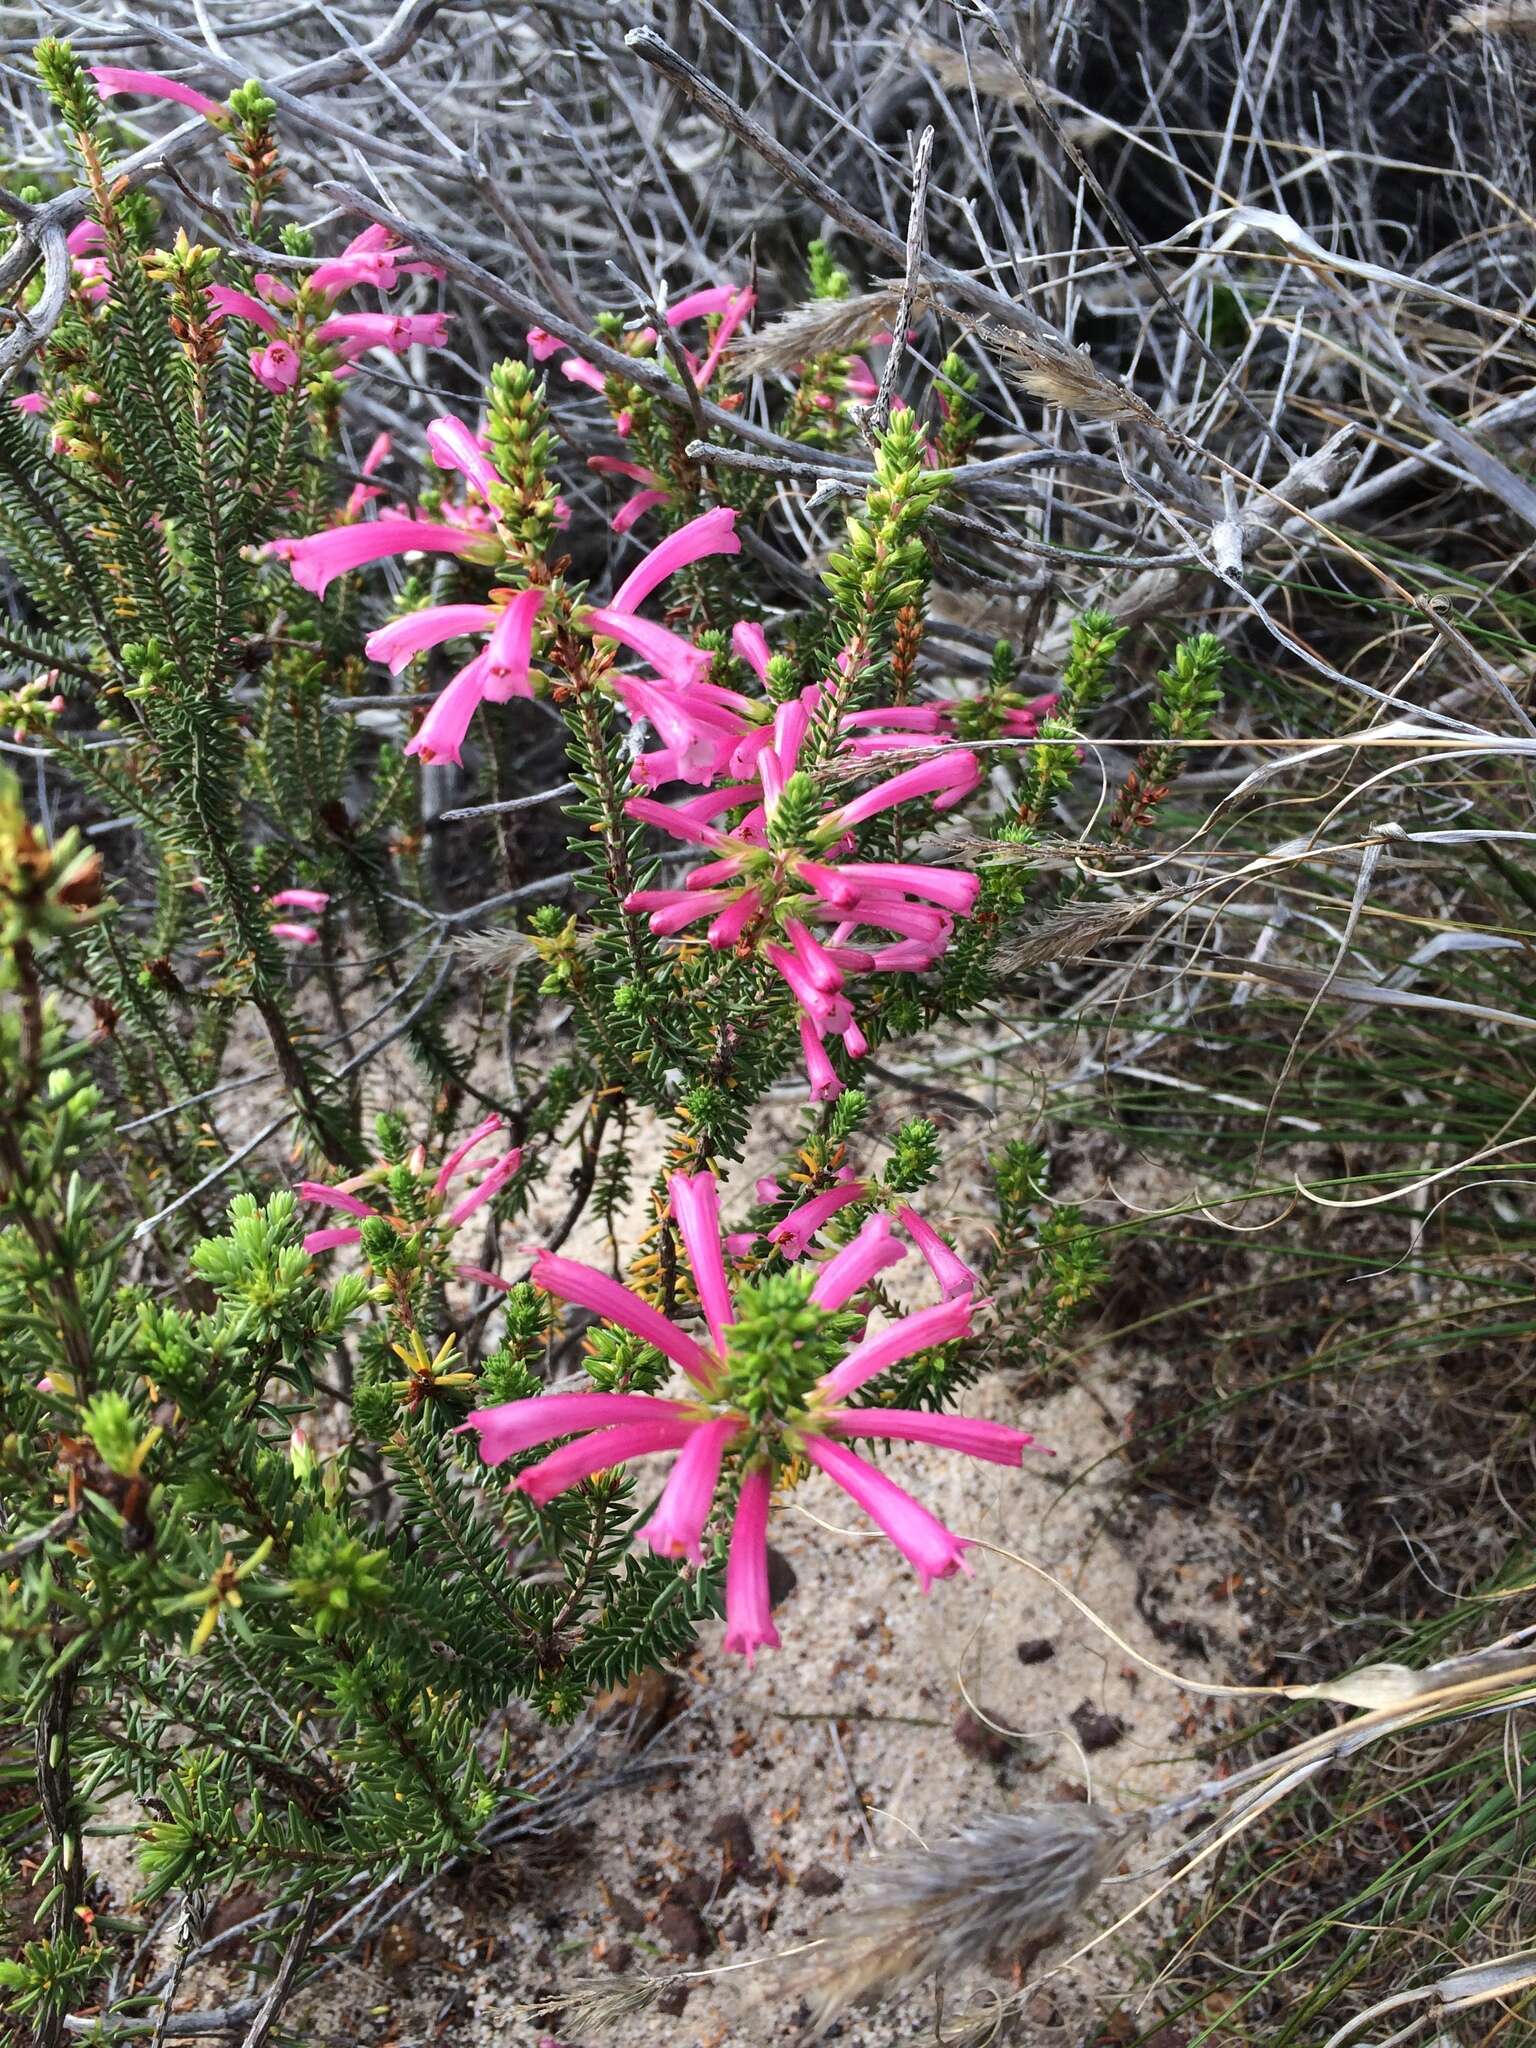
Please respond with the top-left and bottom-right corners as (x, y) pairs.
(86, 1007), (1254, 2044)
(260, 1359), (1245, 2048)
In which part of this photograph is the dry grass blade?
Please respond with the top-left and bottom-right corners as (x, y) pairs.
(789, 1806), (1139, 2026)
(723, 286), (916, 375)
(1322, 1950), (1536, 2047)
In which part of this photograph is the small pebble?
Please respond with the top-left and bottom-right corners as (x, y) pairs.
(952, 1705), (1012, 1765)
(1070, 1700), (1127, 1752)
(655, 1899), (708, 1957)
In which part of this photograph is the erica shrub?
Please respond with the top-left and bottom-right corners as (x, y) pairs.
(0, 41), (1224, 2040)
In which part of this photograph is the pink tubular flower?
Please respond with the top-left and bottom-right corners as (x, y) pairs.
(91, 66), (226, 124)
(666, 284), (744, 325)
(481, 588), (545, 702)
(365, 603), (498, 676)
(464, 1171), (1033, 1659)
(611, 488), (669, 535)
(297, 1180), (374, 1221)
(270, 519), (488, 599)
(817, 1296), (974, 1403)
(826, 751), (981, 829)
(346, 431), (393, 517)
(512, 1421), (702, 1507)
(767, 1182), (865, 1257)
(403, 652), (489, 767)
(298, 1123), (523, 1258)
(799, 1014), (844, 1102)
(896, 1205), (979, 1301)
(457, 1264), (514, 1294)
(526, 326), (563, 361)
(468, 1390), (693, 1465)
(314, 311), (451, 359)
(824, 1408), (1041, 1463)
(693, 288), (755, 389)
(585, 608), (714, 689)
(800, 1435), (972, 1591)
(270, 921), (318, 945)
(12, 392), (46, 415)
(636, 1415), (741, 1565)
(670, 1169), (736, 1354)
(607, 506), (740, 615)
(722, 1466), (780, 1665)
(269, 889), (330, 913)
(807, 1212), (907, 1308)
(208, 284), (280, 335)
(731, 620), (771, 681)
(426, 413), (500, 501)
(303, 1225), (363, 1254)
(525, 1248), (716, 1387)
(250, 341), (300, 392)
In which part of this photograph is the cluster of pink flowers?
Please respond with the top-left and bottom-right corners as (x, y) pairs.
(185, 878), (331, 948)
(843, 690), (1059, 751)
(532, 281), (755, 449)
(47, 64), (449, 397)
(207, 225), (448, 393)
(267, 886), (330, 947)
(263, 290), (1032, 1100)
(624, 686), (983, 1097)
(271, 432), (744, 767)
(296, 1114), (522, 1258)
(751, 1169), (979, 1298)
(464, 1169), (1036, 1664)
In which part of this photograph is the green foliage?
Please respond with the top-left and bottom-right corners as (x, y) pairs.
(0, 66), (1201, 2042)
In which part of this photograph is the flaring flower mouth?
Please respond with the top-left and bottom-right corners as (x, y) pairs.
(465, 1172), (1035, 1659)
(296, 1125), (523, 1255)
(622, 724), (982, 1102)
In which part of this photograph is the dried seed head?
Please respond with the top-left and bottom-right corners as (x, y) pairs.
(909, 40), (1116, 145)
(522, 1976), (665, 2031)
(994, 896), (1162, 972)
(973, 324), (1146, 424)
(788, 1803), (1137, 2025)
(724, 288), (918, 376)
(453, 923), (597, 976)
